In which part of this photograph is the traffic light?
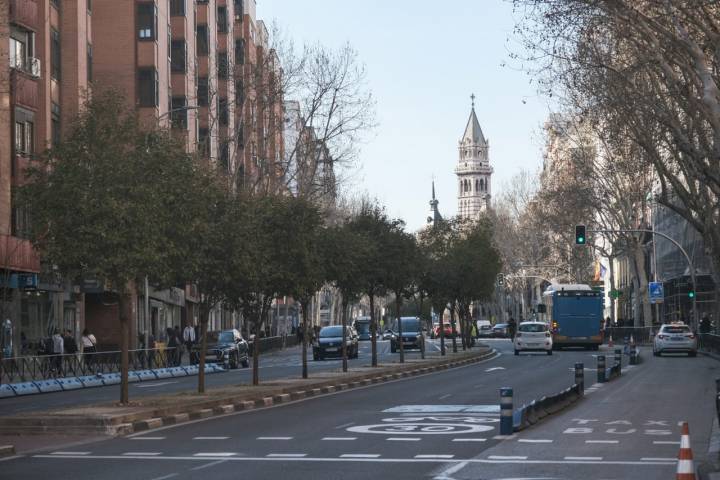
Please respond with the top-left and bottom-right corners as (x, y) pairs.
(575, 225), (587, 245)
(497, 273), (504, 287)
(688, 286), (695, 299)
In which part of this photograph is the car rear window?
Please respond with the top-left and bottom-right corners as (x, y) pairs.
(662, 326), (691, 334)
(320, 326), (343, 337)
(519, 323), (547, 333)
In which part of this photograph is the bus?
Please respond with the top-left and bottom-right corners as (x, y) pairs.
(541, 283), (603, 350)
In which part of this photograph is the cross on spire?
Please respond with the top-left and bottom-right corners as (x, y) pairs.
(470, 93), (475, 109)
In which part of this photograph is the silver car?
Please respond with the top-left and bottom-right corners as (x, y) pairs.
(653, 323), (697, 357)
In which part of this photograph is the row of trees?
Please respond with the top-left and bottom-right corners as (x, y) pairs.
(19, 92), (502, 405)
(511, 0), (720, 315)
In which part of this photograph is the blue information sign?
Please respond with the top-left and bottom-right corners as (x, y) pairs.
(649, 282), (664, 304)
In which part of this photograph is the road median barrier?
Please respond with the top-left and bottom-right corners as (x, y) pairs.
(511, 363), (584, 432)
(0, 347), (495, 437)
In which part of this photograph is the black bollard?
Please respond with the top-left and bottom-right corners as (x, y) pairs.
(500, 387), (513, 435)
(597, 355), (606, 383)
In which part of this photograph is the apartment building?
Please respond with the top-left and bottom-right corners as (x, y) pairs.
(0, 0), (283, 354)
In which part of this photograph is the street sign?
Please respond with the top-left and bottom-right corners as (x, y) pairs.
(649, 282), (664, 304)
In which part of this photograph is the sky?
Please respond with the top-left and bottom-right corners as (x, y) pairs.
(258, 0), (555, 231)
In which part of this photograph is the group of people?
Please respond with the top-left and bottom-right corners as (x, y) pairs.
(37, 328), (97, 375)
(161, 324), (198, 367)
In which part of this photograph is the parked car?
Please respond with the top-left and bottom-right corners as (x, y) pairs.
(492, 323), (509, 338)
(513, 322), (553, 355)
(382, 329), (394, 340)
(477, 320), (494, 338)
(313, 325), (359, 360)
(194, 329), (249, 369)
(653, 322), (697, 357)
(432, 323), (454, 339)
(353, 316), (372, 341)
(390, 317), (425, 353)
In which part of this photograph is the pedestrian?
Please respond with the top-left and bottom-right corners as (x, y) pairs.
(183, 323), (196, 364)
(507, 316), (517, 340)
(173, 325), (183, 365)
(81, 328), (97, 371)
(167, 327), (179, 367)
(51, 328), (64, 376)
(700, 315), (711, 334)
(147, 332), (156, 369)
(20, 331), (28, 356)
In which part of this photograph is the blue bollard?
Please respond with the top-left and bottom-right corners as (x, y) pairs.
(500, 387), (514, 435)
(597, 355), (606, 383)
(574, 362), (584, 395)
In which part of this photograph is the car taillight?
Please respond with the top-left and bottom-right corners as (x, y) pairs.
(658, 334), (667, 339)
(687, 334), (695, 339)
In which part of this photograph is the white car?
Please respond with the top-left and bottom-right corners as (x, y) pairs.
(653, 322), (697, 357)
(514, 321), (553, 355)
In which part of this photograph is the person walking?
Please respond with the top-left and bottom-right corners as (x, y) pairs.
(167, 327), (179, 367)
(507, 316), (517, 340)
(81, 328), (97, 371)
(183, 323), (196, 364)
(173, 326), (183, 365)
(51, 329), (64, 376)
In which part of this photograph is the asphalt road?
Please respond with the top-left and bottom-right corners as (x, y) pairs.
(1, 340), (716, 480)
(1, 338), (450, 415)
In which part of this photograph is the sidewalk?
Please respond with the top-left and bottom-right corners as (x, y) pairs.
(0, 347), (495, 455)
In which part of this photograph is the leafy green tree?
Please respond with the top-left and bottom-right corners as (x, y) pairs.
(21, 91), (201, 404)
(383, 224), (420, 363)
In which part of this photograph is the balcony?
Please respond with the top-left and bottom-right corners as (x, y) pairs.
(0, 235), (41, 273)
(10, 68), (39, 111)
(10, 0), (38, 30)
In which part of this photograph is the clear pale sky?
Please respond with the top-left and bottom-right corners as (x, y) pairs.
(258, 0), (554, 231)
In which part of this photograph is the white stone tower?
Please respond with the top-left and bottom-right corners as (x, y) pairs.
(456, 94), (493, 220)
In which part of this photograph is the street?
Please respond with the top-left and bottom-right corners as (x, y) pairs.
(2, 339), (716, 479)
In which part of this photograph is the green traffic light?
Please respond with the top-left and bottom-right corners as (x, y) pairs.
(688, 291), (695, 298)
(578, 237), (585, 244)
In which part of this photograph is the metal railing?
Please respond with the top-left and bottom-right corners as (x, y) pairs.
(1, 348), (176, 384)
(699, 334), (720, 355)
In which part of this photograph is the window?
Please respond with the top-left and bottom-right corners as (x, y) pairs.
(25, 121), (34, 155)
(14, 122), (25, 154)
(235, 79), (244, 105)
(235, 38), (245, 64)
(170, 0), (185, 16)
(218, 52), (228, 79)
(234, 0), (243, 21)
(11, 205), (30, 239)
(51, 113), (61, 148)
(137, 3), (156, 40)
(197, 76), (208, 106)
(138, 68), (158, 107)
(196, 24), (209, 55)
(220, 141), (229, 170)
(217, 6), (228, 33)
(171, 96), (187, 129)
(87, 0), (91, 13)
(9, 35), (27, 71)
(51, 0), (60, 9)
(198, 128), (210, 156)
(219, 98), (228, 125)
(87, 42), (93, 82)
(51, 29), (61, 79)
(171, 40), (186, 73)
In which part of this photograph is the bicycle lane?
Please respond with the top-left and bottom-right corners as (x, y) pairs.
(442, 353), (719, 480)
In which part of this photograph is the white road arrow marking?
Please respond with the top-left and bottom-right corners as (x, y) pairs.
(485, 367), (506, 372)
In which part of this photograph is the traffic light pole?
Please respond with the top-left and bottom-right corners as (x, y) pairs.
(588, 228), (698, 331)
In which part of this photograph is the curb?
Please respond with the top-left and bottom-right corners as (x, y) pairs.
(0, 445), (15, 458)
(0, 349), (496, 437)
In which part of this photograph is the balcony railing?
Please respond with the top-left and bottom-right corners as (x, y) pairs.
(10, 69), (39, 111)
(0, 235), (41, 273)
(10, 0), (38, 30)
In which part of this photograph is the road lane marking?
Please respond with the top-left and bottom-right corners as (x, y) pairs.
(135, 381), (179, 388)
(340, 454), (381, 458)
(193, 437), (229, 440)
(586, 440), (619, 444)
(653, 441), (681, 445)
(150, 475), (178, 480)
(30, 454), (678, 465)
(130, 437), (165, 440)
(439, 394), (452, 400)
(267, 454), (307, 457)
(50, 451), (90, 455)
(335, 422), (356, 429)
(493, 435), (516, 440)
(488, 456), (527, 460)
(434, 461), (468, 480)
(564, 456), (603, 461)
(193, 452), (236, 457)
(123, 452), (162, 456)
(257, 437), (293, 440)
(485, 367), (505, 372)
(641, 457), (676, 461)
(387, 437), (421, 441)
(452, 438), (486, 442)
(416, 454), (454, 459)
(322, 437), (356, 441)
(191, 460), (228, 471)
(518, 439), (553, 443)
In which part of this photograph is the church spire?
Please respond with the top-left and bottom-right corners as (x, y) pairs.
(462, 94), (487, 146)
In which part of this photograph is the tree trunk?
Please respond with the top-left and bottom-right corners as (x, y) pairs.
(396, 296), (404, 363)
(450, 302), (458, 353)
(197, 303), (210, 394)
(370, 294), (377, 367)
(118, 293), (130, 405)
(341, 296), (348, 373)
(301, 299), (309, 379)
(632, 242), (653, 328)
(439, 304), (446, 356)
(609, 257), (616, 325)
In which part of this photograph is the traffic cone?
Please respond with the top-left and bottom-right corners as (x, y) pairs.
(676, 422), (696, 480)
(608, 335), (614, 348)
(629, 334), (635, 347)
